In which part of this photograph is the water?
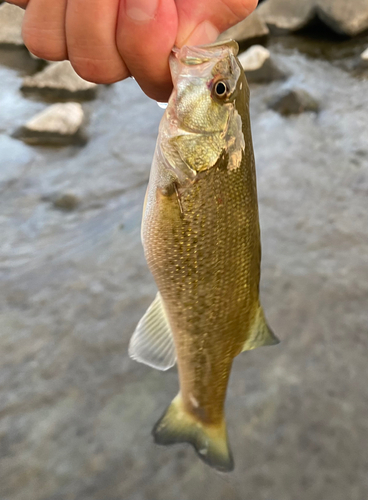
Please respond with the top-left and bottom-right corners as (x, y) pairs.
(0, 37), (368, 500)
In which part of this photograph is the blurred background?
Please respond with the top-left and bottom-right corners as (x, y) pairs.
(1, 1), (368, 499)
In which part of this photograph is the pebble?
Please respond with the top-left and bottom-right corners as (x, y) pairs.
(52, 193), (81, 211)
(268, 87), (319, 115)
(14, 102), (87, 146)
(360, 47), (368, 67)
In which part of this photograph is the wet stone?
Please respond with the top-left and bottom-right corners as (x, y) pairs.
(14, 102), (87, 146)
(268, 87), (320, 115)
(239, 45), (286, 83)
(21, 61), (98, 100)
(360, 48), (368, 67)
(52, 193), (81, 211)
(257, 0), (368, 37)
(217, 11), (269, 46)
(0, 3), (24, 47)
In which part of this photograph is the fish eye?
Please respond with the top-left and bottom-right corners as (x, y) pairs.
(214, 81), (227, 98)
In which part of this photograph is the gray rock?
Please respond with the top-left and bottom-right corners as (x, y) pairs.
(0, 3), (24, 47)
(258, 0), (368, 37)
(52, 193), (81, 211)
(238, 45), (286, 83)
(15, 102), (87, 146)
(360, 47), (368, 67)
(217, 11), (269, 45)
(21, 61), (98, 100)
(268, 87), (319, 115)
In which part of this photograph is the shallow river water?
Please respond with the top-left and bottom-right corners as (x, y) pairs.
(1, 33), (368, 500)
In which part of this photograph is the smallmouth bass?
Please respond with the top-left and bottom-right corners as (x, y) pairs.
(129, 40), (279, 472)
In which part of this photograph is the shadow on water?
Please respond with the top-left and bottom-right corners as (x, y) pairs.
(0, 46), (45, 75)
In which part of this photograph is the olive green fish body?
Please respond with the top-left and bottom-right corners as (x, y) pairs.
(130, 41), (279, 471)
(143, 150), (260, 426)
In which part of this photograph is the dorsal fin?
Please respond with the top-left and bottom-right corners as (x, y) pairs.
(242, 307), (280, 352)
(129, 293), (176, 371)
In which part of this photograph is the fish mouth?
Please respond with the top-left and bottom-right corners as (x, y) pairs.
(169, 40), (239, 86)
(172, 40), (239, 64)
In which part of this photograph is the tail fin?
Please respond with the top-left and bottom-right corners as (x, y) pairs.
(152, 394), (234, 472)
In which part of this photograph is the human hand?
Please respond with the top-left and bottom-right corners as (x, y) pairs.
(7, 0), (258, 101)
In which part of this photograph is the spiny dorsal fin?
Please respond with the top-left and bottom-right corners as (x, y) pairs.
(153, 394), (234, 472)
(242, 307), (280, 352)
(129, 293), (176, 371)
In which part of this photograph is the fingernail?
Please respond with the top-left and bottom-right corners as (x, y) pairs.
(125, 0), (158, 22)
(183, 21), (219, 47)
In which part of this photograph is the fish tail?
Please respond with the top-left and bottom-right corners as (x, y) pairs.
(152, 394), (234, 472)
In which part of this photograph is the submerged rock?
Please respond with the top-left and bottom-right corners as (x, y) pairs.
(15, 102), (87, 146)
(0, 3), (24, 47)
(258, 0), (368, 37)
(52, 193), (81, 211)
(268, 87), (319, 115)
(21, 61), (98, 100)
(217, 11), (269, 45)
(238, 45), (286, 83)
(360, 48), (368, 68)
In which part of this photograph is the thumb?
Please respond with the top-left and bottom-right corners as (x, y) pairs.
(175, 0), (258, 47)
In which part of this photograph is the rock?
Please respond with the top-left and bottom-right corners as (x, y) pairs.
(257, 0), (368, 37)
(52, 193), (81, 211)
(21, 61), (98, 100)
(360, 47), (368, 68)
(0, 3), (24, 47)
(238, 45), (286, 83)
(268, 87), (319, 115)
(14, 102), (87, 146)
(217, 11), (269, 45)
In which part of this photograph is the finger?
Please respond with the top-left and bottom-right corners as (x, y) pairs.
(66, 0), (129, 84)
(116, 0), (178, 102)
(5, 0), (29, 8)
(22, 0), (68, 60)
(175, 0), (258, 47)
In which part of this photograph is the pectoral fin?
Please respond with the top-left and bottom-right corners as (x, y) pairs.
(242, 307), (280, 352)
(129, 293), (176, 371)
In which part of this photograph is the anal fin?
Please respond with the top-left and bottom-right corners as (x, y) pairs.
(129, 293), (176, 371)
(242, 307), (280, 352)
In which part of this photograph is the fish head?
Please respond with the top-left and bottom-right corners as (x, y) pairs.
(160, 40), (248, 177)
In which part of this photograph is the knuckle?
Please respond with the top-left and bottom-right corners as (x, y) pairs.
(22, 27), (66, 60)
(70, 57), (127, 84)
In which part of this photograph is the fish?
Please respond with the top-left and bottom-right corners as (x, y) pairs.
(129, 40), (279, 472)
